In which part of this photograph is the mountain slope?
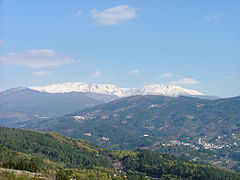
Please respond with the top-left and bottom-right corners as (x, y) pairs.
(27, 95), (240, 171)
(0, 88), (117, 128)
(0, 126), (112, 169)
(32, 95), (240, 148)
(0, 126), (239, 180)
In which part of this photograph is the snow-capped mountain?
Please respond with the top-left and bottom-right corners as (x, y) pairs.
(129, 84), (203, 97)
(29, 82), (203, 97)
(29, 82), (128, 97)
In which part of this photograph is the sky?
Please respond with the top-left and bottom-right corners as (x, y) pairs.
(0, 0), (239, 97)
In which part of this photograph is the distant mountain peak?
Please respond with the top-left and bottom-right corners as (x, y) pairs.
(29, 82), (203, 97)
(132, 84), (203, 96)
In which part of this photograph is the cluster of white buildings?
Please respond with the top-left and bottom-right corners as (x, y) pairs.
(163, 140), (199, 150)
(198, 138), (225, 149)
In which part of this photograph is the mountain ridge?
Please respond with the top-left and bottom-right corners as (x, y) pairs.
(0, 88), (116, 128)
(29, 82), (204, 97)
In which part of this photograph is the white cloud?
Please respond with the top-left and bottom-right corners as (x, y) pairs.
(90, 5), (137, 25)
(160, 72), (174, 78)
(128, 69), (140, 74)
(171, 78), (200, 85)
(0, 49), (77, 68)
(92, 70), (104, 78)
(203, 13), (223, 21)
(34, 71), (55, 76)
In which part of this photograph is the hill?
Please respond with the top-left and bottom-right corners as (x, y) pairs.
(0, 126), (239, 180)
(27, 95), (240, 171)
(0, 88), (117, 128)
(31, 95), (240, 148)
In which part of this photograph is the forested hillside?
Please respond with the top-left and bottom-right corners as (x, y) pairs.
(30, 95), (240, 149)
(0, 126), (239, 179)
(25, 95), (240, 171)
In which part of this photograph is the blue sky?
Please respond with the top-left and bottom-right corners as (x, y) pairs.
(0, 0), (239, 97)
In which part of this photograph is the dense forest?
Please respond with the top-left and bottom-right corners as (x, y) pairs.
(0, 126), (239, 179)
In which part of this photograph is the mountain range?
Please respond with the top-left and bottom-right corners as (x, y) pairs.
(0, 82), (212, 128)
(29, 82), (204, 97)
